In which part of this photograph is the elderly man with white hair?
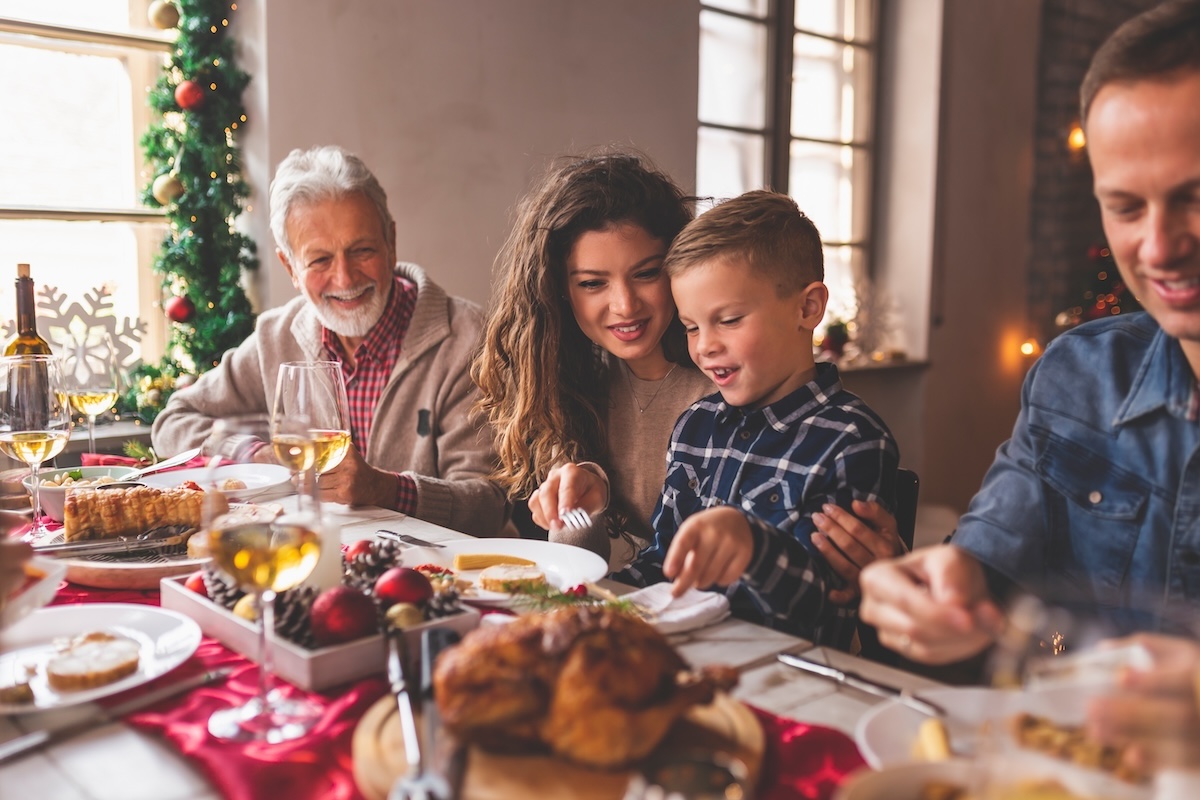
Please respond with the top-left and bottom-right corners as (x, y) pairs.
(153, 145), (506, 537)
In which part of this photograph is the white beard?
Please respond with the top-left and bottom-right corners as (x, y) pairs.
(310, 285), (388, 339)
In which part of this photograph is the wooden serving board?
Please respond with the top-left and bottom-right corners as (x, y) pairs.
(352, 692), (763, 800)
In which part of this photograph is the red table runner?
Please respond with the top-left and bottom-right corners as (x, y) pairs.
(45, 583), (866, 799)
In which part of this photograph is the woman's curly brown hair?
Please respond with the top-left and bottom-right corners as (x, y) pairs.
(472, 150), (694, 500)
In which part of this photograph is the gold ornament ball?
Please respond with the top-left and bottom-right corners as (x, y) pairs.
(385, 602), (425, 630)
(148, 0), (181, 30)
(232, 594), (258, 622)
(152, 172), (184, 205)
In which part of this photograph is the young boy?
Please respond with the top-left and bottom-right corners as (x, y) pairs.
(619, 190), (898, 648)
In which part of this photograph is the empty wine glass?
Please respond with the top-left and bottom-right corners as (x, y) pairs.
(62, 331), (120, 455)
(272, 362), (351, 495)
(0, 355), (71, 541)
(202, 414), (323, 742)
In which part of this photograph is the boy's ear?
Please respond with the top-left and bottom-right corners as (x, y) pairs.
(796, 281), (829, 331)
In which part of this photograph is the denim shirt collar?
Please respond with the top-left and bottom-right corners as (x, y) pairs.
(1114, 328), (1196, 427)
(714, 361), (843, 431)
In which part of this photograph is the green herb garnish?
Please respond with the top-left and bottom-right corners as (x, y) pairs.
(67, 469), (83, 481)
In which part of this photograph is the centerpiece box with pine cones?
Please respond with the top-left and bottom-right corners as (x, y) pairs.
(159, 537), (482, 691)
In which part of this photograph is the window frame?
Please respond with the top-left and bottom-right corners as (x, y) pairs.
(698, 0), (880, 268)
(0, 6), (171, 360)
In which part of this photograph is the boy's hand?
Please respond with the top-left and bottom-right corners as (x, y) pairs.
(662, 506), (753, 597)
(812, 500), (905, 605)
(528, 463), (608, 531)
(859, 544), (1004, 664)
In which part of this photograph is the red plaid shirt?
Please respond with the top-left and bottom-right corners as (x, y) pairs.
(322, 276), (420, 513)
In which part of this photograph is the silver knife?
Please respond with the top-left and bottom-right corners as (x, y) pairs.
(421, 628), (464, 799)
(777, 653), (946, 718)
(0, 667), (233, 764)
(377, 529), (444, 549)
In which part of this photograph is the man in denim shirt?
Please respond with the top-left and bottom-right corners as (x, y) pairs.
(856, 0), (1200, 666)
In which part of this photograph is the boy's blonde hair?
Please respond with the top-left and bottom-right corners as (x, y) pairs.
(663, 190), (823, 294)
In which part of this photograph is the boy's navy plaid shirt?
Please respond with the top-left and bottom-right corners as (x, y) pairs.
(619, 362), (898, 649)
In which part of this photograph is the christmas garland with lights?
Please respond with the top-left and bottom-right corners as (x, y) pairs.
(122, 0), (258, 424)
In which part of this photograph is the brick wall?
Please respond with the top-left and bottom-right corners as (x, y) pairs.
(1027, 0), (1159, 342)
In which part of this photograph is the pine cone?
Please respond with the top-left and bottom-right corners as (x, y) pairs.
(274, 585), (318, 649)
(202, 564), (245, 610)
(344, 538), (405, 592)
(424, 586), (463, 620)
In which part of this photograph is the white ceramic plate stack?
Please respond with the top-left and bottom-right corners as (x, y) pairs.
(139, 463), (293, 501)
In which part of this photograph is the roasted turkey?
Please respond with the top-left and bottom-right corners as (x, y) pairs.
(433, 605), (738, 769)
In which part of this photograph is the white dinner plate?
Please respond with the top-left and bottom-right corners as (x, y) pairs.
(139, 463), (293, 501)
(397, 538), (608, 606)
(854, 685), (1150, 799)
(0, 603), (201, 714)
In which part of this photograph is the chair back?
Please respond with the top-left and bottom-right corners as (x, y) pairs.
(895, 467), (919, 551)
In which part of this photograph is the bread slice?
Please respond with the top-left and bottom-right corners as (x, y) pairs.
(478, 564), (546, 594)
(46, 632), (140, 691)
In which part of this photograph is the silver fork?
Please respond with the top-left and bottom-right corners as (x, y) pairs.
(559, 508), (593, 531)
(386, 632), (450, 800)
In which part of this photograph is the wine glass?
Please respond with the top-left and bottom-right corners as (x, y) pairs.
(62, 331), (120, 455)
(202, 414), (324, 743)
(0, 355), (71, 541)
(272, 362), (351, 494)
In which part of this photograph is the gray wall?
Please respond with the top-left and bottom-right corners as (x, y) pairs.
(232, 0), (1049, 517)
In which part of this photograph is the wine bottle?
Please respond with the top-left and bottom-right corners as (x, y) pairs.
(4, 264), (52, 356)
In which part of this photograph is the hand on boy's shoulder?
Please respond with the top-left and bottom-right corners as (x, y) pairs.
(663, 506), (753, 597)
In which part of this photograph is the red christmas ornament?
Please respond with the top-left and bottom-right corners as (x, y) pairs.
(175, 79), (206, 110)
(346, 539), (374, 560)
(184, 571), (208, 598)
(164, 294), (196, 323)
(374, 567), (433, 609)
(310, 586), (378, 646)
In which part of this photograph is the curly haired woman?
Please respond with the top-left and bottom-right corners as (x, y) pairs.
(473, 152), (711, 569)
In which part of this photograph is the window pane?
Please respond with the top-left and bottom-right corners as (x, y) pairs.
(0, 0), (147, 34)
(795, 0), (874, 42)
(702, 0), (767, 18)
(0, 44), (139, 208)
(791, 34), (872, 143)
(788, 140), (869, 244)
(697, 127), (765, 204)
(821, 244), (866, 330)
(699, 10), (767, 130)
(0, 220), (151, 361)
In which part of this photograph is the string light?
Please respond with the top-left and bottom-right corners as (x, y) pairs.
(1020, 338), (1041, 358)
(1067, 122), (1086, 151)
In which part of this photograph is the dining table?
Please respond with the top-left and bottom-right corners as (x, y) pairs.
(0, 499), (944, 800)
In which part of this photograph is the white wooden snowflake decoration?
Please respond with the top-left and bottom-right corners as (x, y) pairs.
(1, 283), (146, 386)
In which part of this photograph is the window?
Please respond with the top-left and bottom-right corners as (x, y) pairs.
(0, 0), (169, 364)
(697, 0), (877, 323)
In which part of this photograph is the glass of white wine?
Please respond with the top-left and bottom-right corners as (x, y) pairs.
(62, 331), (120, 455)
(0, 354), (71, 541)
(273, 362), (351, 496)
(202, 415), (324, 743)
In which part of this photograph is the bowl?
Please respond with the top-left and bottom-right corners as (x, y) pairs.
(21, 466), (138, 523)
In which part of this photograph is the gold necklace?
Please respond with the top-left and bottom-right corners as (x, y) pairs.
(623, 361), (679, 414)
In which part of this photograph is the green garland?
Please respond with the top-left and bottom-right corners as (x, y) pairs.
(122, 0), (258, 423)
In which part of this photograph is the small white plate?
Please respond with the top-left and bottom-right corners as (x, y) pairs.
(398, 538), (608, 606)
(0, 603), (201, 714)
(854, 685), (1150, 800)
(0, 556), (66, 630)
(140, 463), (293, 501)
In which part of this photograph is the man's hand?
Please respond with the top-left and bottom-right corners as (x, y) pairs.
(662, 506), (753, 598)
(812, 500), (905, 605)
(859, 544), (1004, 664)
(0, 535), (34, 610)
(1087, 633), (1200, 771)
(528, 462), (608, 531)
(315, 444), (400, 508)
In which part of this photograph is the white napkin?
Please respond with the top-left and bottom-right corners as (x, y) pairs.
(624, 583), (730, 634)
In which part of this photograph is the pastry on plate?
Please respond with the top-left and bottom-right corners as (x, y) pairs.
(46, 631), (141, 691)
(63, 486), (208, 541)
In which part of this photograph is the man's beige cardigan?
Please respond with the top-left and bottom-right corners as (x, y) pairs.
(152, 262), (506, 537)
